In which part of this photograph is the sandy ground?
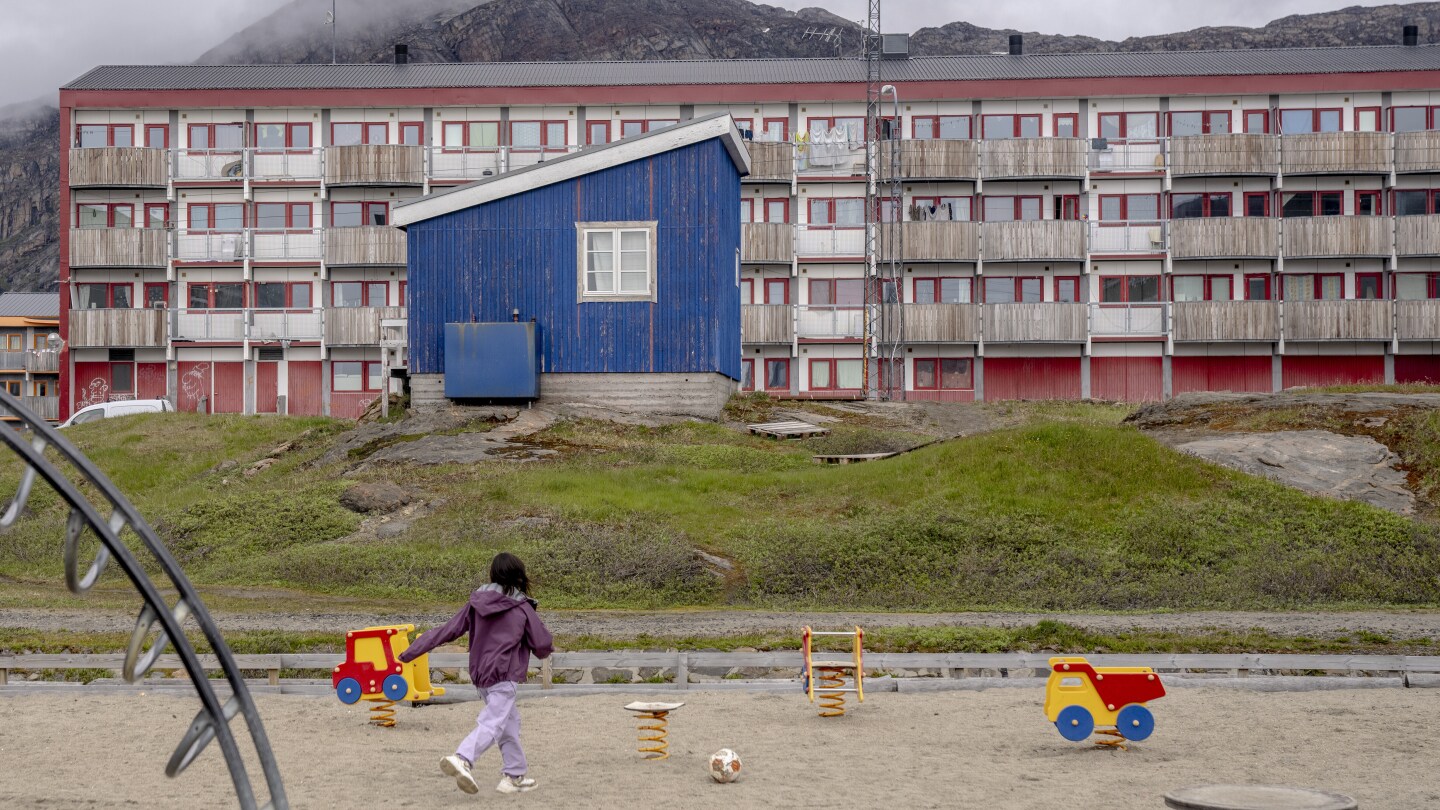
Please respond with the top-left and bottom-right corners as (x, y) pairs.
(2, 687), (1437, 808)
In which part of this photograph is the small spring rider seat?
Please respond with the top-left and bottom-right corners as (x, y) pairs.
(624, 702), (684, 760)
(1044, 656), (1165, 750)
(332, 624), (444, 727)
(802, 626), (864, 717)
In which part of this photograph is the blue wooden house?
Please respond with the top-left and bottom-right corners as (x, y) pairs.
(394, 113), (749, 418)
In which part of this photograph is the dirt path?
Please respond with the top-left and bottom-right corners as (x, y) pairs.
(4, 607), (1438, 639)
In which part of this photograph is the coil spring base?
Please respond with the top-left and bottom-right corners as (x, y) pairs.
(367, 698), (397, 728)
(635, 710), (671, 760)
(816, 666), (847, 717)
(1092, 729), (1127, 751)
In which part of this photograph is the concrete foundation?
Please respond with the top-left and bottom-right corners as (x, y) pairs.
(409, 371), (734, 420)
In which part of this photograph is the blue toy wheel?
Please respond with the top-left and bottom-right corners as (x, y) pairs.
(382, 673), (409, 701)
(1116, 704), (1155, 741)
(1055, 705), (1094, 742)
(336, 677), (362, 705)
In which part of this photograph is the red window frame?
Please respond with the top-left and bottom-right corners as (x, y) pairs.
(144, 124), (168, 149)
(1170, 192), (1233, 219)
(912, 277), (973, 304)
(913, 358), (974, 391)
(1280, 190), (1345, 218)
(253, 201), (312, 231)
(1354, 107), (1382, 132)
(1355, 190), (1383, 216)
(731, 118), (754, 136)
(143, 282), (168, 308)
(740, 198), (754, 223)
(1392, 188), (1440, 216)
(1397, 273), (1440, 299)
(398, 122), (423, 146)
(186, 282), (247, 309)
(331, 122), (388, 146)
(331, 201), (388, 228)
(807, 197), (865, 228)
(331, 281), (389, 308)
(1243, 109), (1270, 134)
(911, 114), (973, 140)
(739, 358), (755, 392)
(1054, 194), (1081, 221)
(508, 120), (568, 151)
(253, 281), (313, 310)
(1097, 112), (1159, 141)
(763, 358), (790, 391)
(763, 199), (790, 224)
(399, 281), (406, 307)
(806, 116), (865, 138)
(75, 203), (134, 228)
(1052, 113), (1079, 138)
(761, 118), (789, 141)
(980, 114), (1041, 139)
(76, 283), (135, 309)
(1243, 192), (1271, 217)
(1280, 273), (1345, 301)
(440, 120), (500, 151)
(187, 123), (245, 150)
(1099, 275), (1163, 304)
(980, 195), (1042, 222)
(187, 203), (245, 231)
(586, 121), (611, 145)
(75, 123), (134, 147)
(1054, 276), (1081, 303)
(1098, 194), (1161, 222)
(142, 203), (170, 229)
(808, 279), (865, 309)
(982, 276), (1044, 304)
(808, 358), (863, 391)
(331, 360), (383, 393)
(740, 278), (754, 305)
(253, 122), (313, 150)
(1355, 272), (1385, 300)
(1171, 274), (1237, 302)
(1244, 274), (1272, 301)
(910, 196), (972, 222)
(1277, 108), (1344, 134)
(1166, 110), (1231, 136)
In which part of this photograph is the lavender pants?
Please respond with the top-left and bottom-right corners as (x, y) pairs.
(456, 681), (526, 777)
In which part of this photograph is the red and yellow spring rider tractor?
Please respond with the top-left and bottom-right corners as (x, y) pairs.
(1044, 656), (1166, 749)
(332, 624), (444, 726)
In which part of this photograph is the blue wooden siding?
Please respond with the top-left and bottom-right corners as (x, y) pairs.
(407, 138), (741, 380)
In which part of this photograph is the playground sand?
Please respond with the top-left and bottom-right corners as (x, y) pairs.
(2, 686), (1436, 808)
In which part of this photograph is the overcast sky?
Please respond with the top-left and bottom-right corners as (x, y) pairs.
(0, 0), (1403, 110)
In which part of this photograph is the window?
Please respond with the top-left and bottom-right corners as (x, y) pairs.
(399, 122), (423, 146)
(442, 121), (500, 149)
(912, 115), (971, 140)
(144, 124), (168, 150)
(144, 203), (169, 229)
(1053, 113), (1078, 138)
(913, 277), (972, 304)
(75, 124), (133, 148)
(187, 123), (244, 150)
(739, 359), (754, 391)
(1397, 273), (1440, 299)
(810, 359), (864, 391)
(910, 196), (971, 222)
(981, 114), (1041, 139)
(332, 122), (388, 146)
(254, 123), (312, 149)
(332, 361), (382, 393)
(144, 283), (168, 308)
(1356, 190), (1382, 216)
(254, 282), (312, 309)
(1355, 107), (1381, 132)
(1100, 275), (1161, 303)
(253, 202), (311, 230)
(1099, 194), (1161, 221)
(1278, 109), (1343, 134)
(579, 224), (654, 299)
(1244, 192), (1271, 217)
(1394, 189), (1437, 216)
(76, 203), (133, 229)
(1098, 112), (1159, 140)
(3, 334), (19, 352)
(1172, 275), (1234, 302)
(1168, 111), (1231, 137)
(764, 358), (789, 390)
(763, 278), (788, 304)
(1242, 110), (1269, 134)
(1245, 274), (1271, 301)
(1054, 195), (1080, 221)
(331, 281), (389, 308)
(587, 121), (610, 145)
(1281, 191), (1343, 218)
(399, 281), (406, 307)
(32, 332), (54, 350)
(983, 276), (1043, 304)
(111, 363), (133, 394)
(1392, 106), (1440, 132)
(1356, 273), (1384, 300)
(187, 282), (246, 309)
(914, 358), (973, 390)
(740, 278), (754, 304)
(982, 196), (1042, 222)
(763, 199), (789, 223)
(510, 121), (568, 150)
(1055, 277), (1080, 303)
(808, 116), (865, 141)
(807, 197), (865, 227)
(732, 118), (754, 138)
(32, 379), (52, 397)
(809, 279), (864, 308)
(760, 118), (788, 142)
(1171, 193), (1231, 219)
(188, 203), (244, 231)
(1283, 274), (1343, 301)
(740, 199), (754, 223)
(619, 120), (678, 138)
(332, 202), (388, 227)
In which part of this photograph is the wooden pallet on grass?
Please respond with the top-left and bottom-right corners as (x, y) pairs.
(747, 420), (830, 439)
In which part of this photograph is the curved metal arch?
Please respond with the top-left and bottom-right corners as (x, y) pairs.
(0, 392), (287, 810)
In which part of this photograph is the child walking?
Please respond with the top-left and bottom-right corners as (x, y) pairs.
(399, 552), (554, 795)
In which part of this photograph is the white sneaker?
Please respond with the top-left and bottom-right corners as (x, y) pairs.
(496, 775), (537, 794)
(440, 755), (479, 794)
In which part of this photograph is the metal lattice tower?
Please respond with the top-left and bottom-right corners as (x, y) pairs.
(862, 0), (904, 400)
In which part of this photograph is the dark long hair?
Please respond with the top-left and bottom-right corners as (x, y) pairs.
(490, 552), (531, 596)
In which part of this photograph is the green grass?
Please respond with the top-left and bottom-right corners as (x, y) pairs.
(0, 404), (1438, 611)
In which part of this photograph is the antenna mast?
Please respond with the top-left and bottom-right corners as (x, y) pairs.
(327, 0), (337, 64)
(863, 0), (903, 401)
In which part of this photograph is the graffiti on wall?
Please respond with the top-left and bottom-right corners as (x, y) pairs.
(76, 379), (110, 409)
(180, 363), (211, 412)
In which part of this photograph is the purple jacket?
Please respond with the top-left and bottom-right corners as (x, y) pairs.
(399, 586), (554, 688)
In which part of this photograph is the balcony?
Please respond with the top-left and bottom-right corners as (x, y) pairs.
(1088, 140), (1165, 173)
(325, 145), (424, 186)
(1394, 131), (1440, 173)
(68, 309), (167, 348)
(795, 305), (864, 339)
(740, 223), (793, 263)
(1171, 301), (1280, 342)
(793, 226), (864, 259)
(172, 149), (247, 182)
(796, 139), (864, 177)
(741, 305), (792, 343)
(1283, 300), (1392, 341)
(981, 138), (1086, 180)
(69, 228), (168, 268)
(881, 222), (979, 262)
(22, 396), (59, 422)
(0, 352), (24, 370)
(1169, 218), (1279, 259)
(173, 229), (323, 263)
(170, 308), (324, 342)
(1169, 134), (1279, 176)
(1089, 304), (1167, 338)
(879, 139), (979, 180)
(24, 350), (60, 373)
(903, 303), (979, 342)
(1395, 215), (1440, 257)
(1088, 222), (1166, 255)
(744, 142), (795, 182)
(326, 226), (407, 265)
(1397, 300), (1440, 340)
(980, 220), (1085, 262)
(1280, 132), (1393, 175)
(985, 302), (1087, 342)
(68, 147), (166, 187)
(326, 306), (407, 346)
(1281, 216), (1392, 258)
(249, 149), (322, 181)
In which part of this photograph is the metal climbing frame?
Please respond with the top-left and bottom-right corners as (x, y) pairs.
(862, 0), (904, 401)
(0, 391), (287, 809)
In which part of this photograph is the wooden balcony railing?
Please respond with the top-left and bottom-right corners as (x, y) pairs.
(740, 223), (793, 263)
(325, 226), (407, 265)
(985, 302), (1087, 342)
(902, 303), (978, 342)
(1168, 134), (1279, 175)
(1171, 301), (1280, 342)
(1397, 300), (1440, 340)
(744, 142), (794, 182)
(68, 228), (168, 268)
(21, 396), (59, 422)
(1280, 132), (1393, 175)
(1168, 218), (1280, 259)
(1395, 215), (1440, 256)
(24, 350), (60, 373)
(324, 145), (424, 185)
(879, 139), (979, 179)
(1282, 216), (1392, 258)
(981, 138), (1086, 179)
(68, 147), (167, 187)
(1283, 300), (1392, 341)
(740, 305), (792, 343)
(981, 220), (1085, 261)
(68, 309), (167, 348)
(325, 306), (407, 345)
(881, 222), (979, 262)
(1394, 131), (1440, 173)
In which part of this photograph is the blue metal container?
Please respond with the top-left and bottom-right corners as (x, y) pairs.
(443, 322), (539, 399)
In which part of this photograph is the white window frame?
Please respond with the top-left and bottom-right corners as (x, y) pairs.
(576, 221), (658, 302)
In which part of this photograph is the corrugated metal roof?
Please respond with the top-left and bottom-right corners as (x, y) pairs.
(0, 293), (60, 319)
(62, 45), (1440, 91)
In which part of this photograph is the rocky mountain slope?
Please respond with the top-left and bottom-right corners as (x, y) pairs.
(4, 0), (1439, 292)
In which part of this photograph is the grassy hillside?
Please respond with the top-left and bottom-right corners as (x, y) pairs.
(0, 404), (1437, 611)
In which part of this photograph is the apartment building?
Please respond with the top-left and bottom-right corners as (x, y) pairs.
(0, 293), (61, 422)
(58, 38), (1440, 417)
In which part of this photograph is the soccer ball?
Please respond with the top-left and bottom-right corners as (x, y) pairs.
(708, 748), (742, 783)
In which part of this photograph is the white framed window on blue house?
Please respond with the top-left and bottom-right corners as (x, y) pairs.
(576, 221), (657, 302)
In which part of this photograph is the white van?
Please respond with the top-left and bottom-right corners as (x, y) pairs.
(59, 399), (175, 428)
